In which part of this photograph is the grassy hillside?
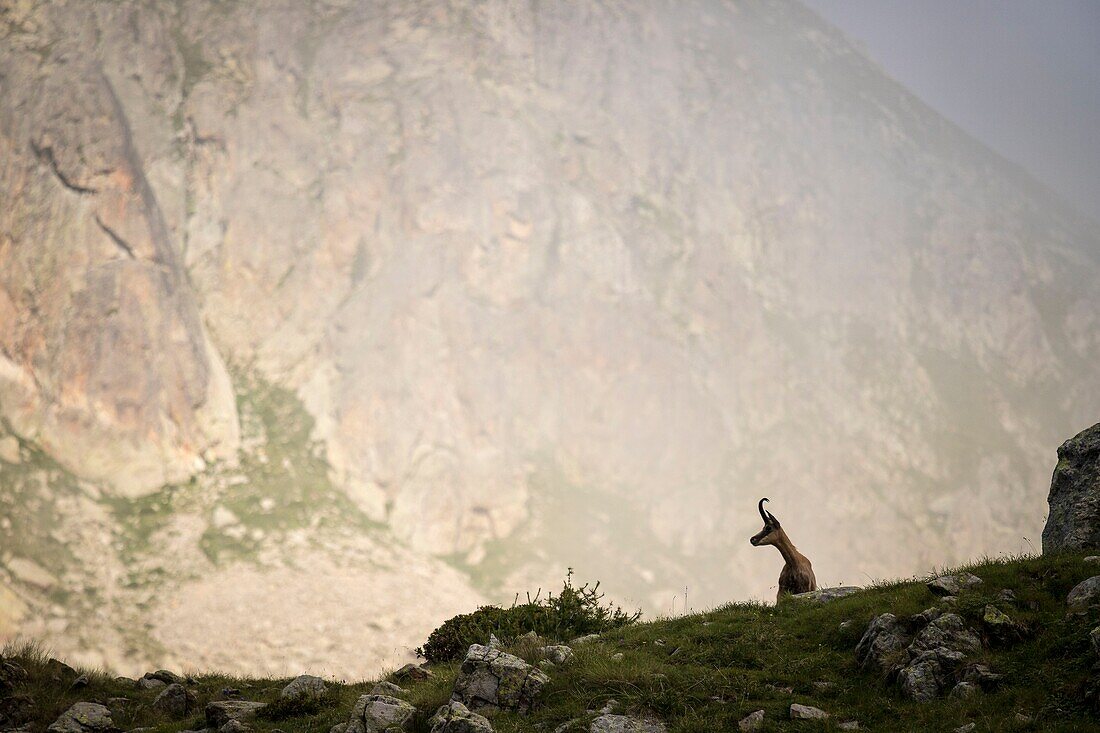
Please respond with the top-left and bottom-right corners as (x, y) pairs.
(3, 553), (1099, 733)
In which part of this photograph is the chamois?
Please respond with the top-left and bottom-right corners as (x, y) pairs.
(749, 497), (817, 602)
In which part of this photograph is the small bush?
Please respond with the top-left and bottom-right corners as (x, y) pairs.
(416, 571), (639, 663)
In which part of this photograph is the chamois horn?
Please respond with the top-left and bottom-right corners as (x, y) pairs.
(758, 497), (770, 524)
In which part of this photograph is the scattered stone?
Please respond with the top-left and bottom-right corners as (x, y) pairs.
(837, 722), (860, 731)
(219, 721), (249, 733)
(737, 710), (764, 731)
(1085, 556), (1100, 564)
(791, 586), (860, 603)
(221, 688), (241, 698)
(153, 683), (196, 718)
(370, 681), (406, 697)
(135, 678), (166, 691)
(911, 607), (943, 626)
(811, 681), (835, 692)
(909, 614), (981, 657)
(281, 674), (327, 700)
(950, 682), (980, 699)
(45, 658), (77, 682)
(47, 703), (115, 733)
(70, 674), (89, 689)
(451, 644), (549, 713)
(1014, 713), (1031, 724)
(144, 670), (184, 685)
(517, 631), (542, 645)
(205, 701), (266, 728)
(391, 664), (432, 682)
(1067, 576), (1100, 611)
(113, 677), (135, 687)
(610, 653), (624, 661)
(347, 695), (415, 733)
(1042, 422), (1100, 552)
(982, 605), (1023, 645)
(540, 645), (574, 665)
(588, 714), (666, 733)
(838, 620), (853, 631)
(570, 634), (600, 646)
(939, 595), (958, 607)
(428, 701), (493, 733)
(789, 703), (827, 720)
(997, 589), (1017, 604)
(954, 725), (976, 733)
(961, 664), (1004, 691)
(927, 573), (983, 597)
(899, 651), (956, 702)
(855, 614), (910, 672)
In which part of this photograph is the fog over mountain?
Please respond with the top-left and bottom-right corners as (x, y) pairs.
(1, 0), (1098, 678)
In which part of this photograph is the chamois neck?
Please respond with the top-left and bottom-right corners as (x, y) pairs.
(771, 529), (804, 565)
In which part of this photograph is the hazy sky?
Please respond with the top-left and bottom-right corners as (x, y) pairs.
(802, 0), (1100, 224)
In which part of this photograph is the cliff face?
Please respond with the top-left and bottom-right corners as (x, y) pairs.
(1, 0), (1099, 675)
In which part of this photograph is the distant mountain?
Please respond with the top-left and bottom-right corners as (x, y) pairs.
(1, 0), (1097, 676)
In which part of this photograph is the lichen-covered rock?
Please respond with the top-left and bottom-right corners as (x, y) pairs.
(908, 614), (981, 658)
(47, 703), (115, 733)
(588, 715), (666, 733)
(1043, 423), (1100, 552)
(204, 701), (266, 728)
(451, 644), (549, 713)
(981, 605), (1023, 645)
(429, 701), (493, 733)
(898, 649), (965, 701)
(281, 674), (328, 700)
(855, 614), (910, 672)
(789, 704), (828, 720)
(927, 574), (983, 597)
(950, 681), (981, 699)
(152, 683), (196, 718)
(1067, 576), (1100, 611)
(346, 695), (415, 733)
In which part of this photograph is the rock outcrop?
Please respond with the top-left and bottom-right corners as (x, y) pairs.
(428, 701), (493, 733)
(451, 644), (549, 714)
(46, 703), (115, 733)
(345, 695), (415, 733)
(1043, 423), (1100, 553)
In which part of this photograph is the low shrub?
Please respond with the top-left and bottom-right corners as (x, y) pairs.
(416, 571), (639, 663)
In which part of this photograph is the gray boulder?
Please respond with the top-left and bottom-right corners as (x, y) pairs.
(791, 587), (860, 603)
(281, 675), (328, 700)
(855, 614), (910, 672)
(205, 701), (267, 728)
(370, 682), (406, 697)
(789, 704), (828, 720)
(908, 614), (981, 657)
(347, 695), (415, 733)
(588, 715), (666, 733)
(898, 649), (965, 702)
(47, 703), (115, 733)
(219, 721), (249, 733)
(429, 701), (493, 733)
(391, 664), (432, 683)
(1042, 422), (1100, 552)
(152, 684), (196, 718)
(949, 681), (981, 699)
(451, 644), (549, 713)
(1067, 576), (1100, 611)
(737, 710), (764, 731)
(927, 573), (983, 597)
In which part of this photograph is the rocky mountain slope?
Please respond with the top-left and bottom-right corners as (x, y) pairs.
(2, 0), (1099, 675)
(4, 552), (1100, 733)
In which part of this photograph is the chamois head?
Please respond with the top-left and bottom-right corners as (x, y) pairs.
(749, 497), (782, 546)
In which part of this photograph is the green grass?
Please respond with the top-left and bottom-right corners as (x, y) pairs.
(4, 553), (1099, 733)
